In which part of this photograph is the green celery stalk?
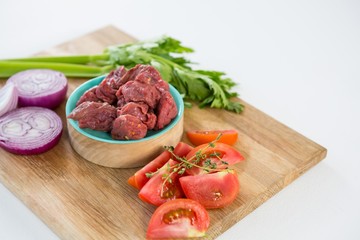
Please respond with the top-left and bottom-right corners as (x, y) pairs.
(3, 54), (110, 65)
(0, 61), (113, 78)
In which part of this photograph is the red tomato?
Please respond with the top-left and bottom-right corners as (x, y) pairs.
(128, 151), (170, 190)
(185, 142), (245, 175)
(179, 170), (240, 209)
(138, 159), (184, 206)
(146, 198), (210, 239)
(172, 141), (194, 158)
(187, 129), (238, 146)
(128, 142), (193, 190)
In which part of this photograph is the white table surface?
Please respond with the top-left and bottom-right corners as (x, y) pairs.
(1, 0), (360, 239)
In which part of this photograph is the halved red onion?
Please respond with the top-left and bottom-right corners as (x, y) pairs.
(0, 82), (18, 117)
(0, 107), (63, 155)
(8, 69), (68, 109)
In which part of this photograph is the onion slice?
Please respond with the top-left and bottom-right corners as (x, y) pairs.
(0, 107), (63, 155)
(8, 69), (68, 109)
(0, 82), (18, 117)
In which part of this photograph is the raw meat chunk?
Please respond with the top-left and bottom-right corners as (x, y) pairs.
(117, 81), (161, 109)
(68, 102), (116, 131)
(119, 64), (169, 92)
(111, 114), (148, 140)
(155, 91), (178, 130)
(96, 66), (127, 104)
(118, 102), (157, 130)
(76, 86), (102, 106)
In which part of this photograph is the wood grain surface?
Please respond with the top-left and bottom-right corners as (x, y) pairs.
(0, 25), (327, 240)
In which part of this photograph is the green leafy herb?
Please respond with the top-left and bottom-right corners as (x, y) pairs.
(0, 36), (244, 113)
(145, 172), (154, 178)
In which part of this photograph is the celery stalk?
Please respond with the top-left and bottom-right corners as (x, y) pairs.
(3, 54), (110, 65)
(0, 61), (113, 78)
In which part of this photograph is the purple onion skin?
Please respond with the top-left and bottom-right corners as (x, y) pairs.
(17, 85), (68, 109)
(0, 107), (63, 155)
(0, 130), (62, 155)
(8, 69), (68, 109)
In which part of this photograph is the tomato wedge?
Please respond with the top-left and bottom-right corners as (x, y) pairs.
(128, 151), (170, 190)
(128, 142), (193, 190)
(186, 129), (238, 146)
(179, 170), (240, 209)
(138, 159), (184, 206)
(173, 141), (194, 158)
(185, 142), (244, 175)
(146, 199), (210, 239)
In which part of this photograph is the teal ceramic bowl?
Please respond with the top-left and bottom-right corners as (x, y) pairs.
(66, 75), (184, 168)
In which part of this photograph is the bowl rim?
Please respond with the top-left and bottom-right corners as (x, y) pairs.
(65, 75), (184, 144)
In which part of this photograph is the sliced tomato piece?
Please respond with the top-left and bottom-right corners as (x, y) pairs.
(128, 142), (193, 190)
(127, 175), (137, 188)
(128, 150), (171, 190)
(185, 142), (244, 175)
(186, 129), (238, 146)
(172, 141), (194, 159)
(146, 198), (210, 239)
(138, 159), (184, 206)
(179, 170), (240, 209)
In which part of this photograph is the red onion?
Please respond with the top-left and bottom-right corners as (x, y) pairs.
(0, 82), (18, 117)
(0, 107), (63, 155)
(8, 69), (68, 109)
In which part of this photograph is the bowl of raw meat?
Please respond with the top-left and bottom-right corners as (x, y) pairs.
(65, 65), (184, 168)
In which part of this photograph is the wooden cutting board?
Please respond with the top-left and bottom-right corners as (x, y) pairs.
(0, 25), (327, 239)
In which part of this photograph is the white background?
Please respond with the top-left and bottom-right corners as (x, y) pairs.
(1, 0), (360, 239)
